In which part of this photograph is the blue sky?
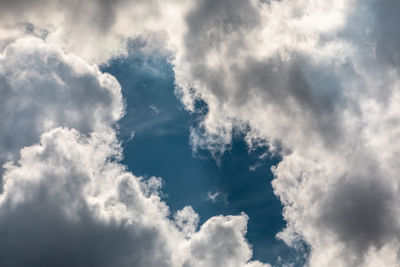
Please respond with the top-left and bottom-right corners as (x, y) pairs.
(102, 42), (305, 266)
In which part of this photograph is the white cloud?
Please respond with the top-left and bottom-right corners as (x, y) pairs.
(0, 34), (270, 267)
(0, 126), (268, 267)
(149, 104), (161, 115)
(0, 37), (123, 183)
(186, 213), (271, 267)
(174, 206), (199, 238)
(171, 0), (400, 266)
(2, 0), (400, 266)
(206, 191), (227, 204)
(0, 0), (190, 63)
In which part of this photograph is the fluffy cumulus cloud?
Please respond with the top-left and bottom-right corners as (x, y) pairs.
(2, 0), (400, 266)
(173, 0), (400, 266)
(0, 38), (123, 179)
(0, 36), (269, 267)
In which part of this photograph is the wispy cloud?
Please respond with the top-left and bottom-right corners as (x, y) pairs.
(206, 191), (228, 204)
(149, 104), (160, 116)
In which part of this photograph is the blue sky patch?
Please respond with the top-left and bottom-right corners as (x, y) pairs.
(102, 42), (306, 266)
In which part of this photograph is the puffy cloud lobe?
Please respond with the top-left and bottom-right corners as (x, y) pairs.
(0, 37), (123, 185)
(175, 0), (352, 153)
(0, 127), (269, 267)
(0, 37), (269, 267)
(186, 214), (253, 267)
(174, 206), (199, 238)
(0, 129), (176, 267)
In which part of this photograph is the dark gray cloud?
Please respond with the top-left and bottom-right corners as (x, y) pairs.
(318, 176), (399, 264)
(0, 196), (168, 267)
(372, 0), (400, 68)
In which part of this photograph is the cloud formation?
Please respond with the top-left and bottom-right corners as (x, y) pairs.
(0, 0), (189, 63)
(0, 37), (123, 137)
(0, 37), (270, 267)
(173, 0), (400, 266)
(0, 37), (123, 185)
(2, 0), (400, 266)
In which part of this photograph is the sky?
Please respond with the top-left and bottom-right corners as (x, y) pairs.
(101, 44), (304, 265)
(1, 1), (400, 267)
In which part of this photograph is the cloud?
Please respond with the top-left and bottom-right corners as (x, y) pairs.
(172, 0), (400, 266)
(0, 36), (269, 267)
(0, 128), (177, 267)
(174, 206), (199, 238)
(186, 213), (271, 267)
(149, 104), (161, 115)
(206, 191), (227, 204)
(0, 0), (189, 63)
(317, 177), (398, 261)
(2, 0), (400, 266)
(0, 37), (123, 187)
(1, 126), (268, 266)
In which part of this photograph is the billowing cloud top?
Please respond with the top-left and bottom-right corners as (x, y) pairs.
(1, 0), (400, 266)
(0, 35), (269, 267)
